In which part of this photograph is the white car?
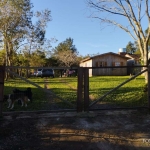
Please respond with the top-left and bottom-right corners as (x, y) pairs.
(36, 69), (42, 77)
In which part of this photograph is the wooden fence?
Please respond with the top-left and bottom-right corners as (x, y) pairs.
(0, 65), (150, 116)
(0, 66), (5, 116)
(77, 66), (150, 112)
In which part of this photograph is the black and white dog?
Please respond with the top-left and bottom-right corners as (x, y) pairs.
(13, 87), (33, 102)
(3, 87), (32, 109)
(7, 93), (30, 109)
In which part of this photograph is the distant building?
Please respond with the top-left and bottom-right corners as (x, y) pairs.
(80, 52), (129, 76)
(118, 51), (141, 75)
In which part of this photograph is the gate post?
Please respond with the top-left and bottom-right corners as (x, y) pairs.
(83, 68), (89, 112)
(0, 66), (5, 117)
(148, 65), (150, 109)
(77, 67), (83, 112)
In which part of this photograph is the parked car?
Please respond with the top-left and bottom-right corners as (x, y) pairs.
(41, 69), (54, 78)
(36, 69), (42, 77)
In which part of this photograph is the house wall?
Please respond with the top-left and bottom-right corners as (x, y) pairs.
(92, 54), (127, 76)
(80, 59), (92, 77)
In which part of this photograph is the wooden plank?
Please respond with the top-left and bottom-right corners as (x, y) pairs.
(77, 67), (83, 112)
(84, 68), (89, 112)
(148, 66), (150, 109)
(0, 66), (5, 116)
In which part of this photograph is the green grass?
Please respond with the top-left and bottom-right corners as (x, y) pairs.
(46, 77), (78, 107)
(3, 75), (148, 111)
(88, 76), (147, 107)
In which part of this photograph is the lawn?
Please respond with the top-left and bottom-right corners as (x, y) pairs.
(88, 76), (147, 108)
(3, 75), (148, 112)
(58, 75), (147, 108)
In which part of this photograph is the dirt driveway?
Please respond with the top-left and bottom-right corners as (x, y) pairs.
(0, 109), (150, 150)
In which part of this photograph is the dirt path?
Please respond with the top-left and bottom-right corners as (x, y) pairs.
(1, 109), (150, 150)
(41, 78), (60, 110)
(59, 78), (96, 101)
(59, 78), (77, 91)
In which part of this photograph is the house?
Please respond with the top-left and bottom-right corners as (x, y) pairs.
(80, 52), (130, 76)
(118, 52), (141, 64)
(118, 52), (141, 75)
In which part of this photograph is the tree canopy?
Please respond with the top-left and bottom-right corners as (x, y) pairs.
(0, 0), (55, 67)
(0, 0), (33, 66)
(53, 38), (79, 67)
(126, 41), (136, 54)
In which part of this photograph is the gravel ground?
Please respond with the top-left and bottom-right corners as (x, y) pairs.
(0, 109), (150, 150)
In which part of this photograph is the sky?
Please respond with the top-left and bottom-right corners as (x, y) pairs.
(31, 0), (134, 56)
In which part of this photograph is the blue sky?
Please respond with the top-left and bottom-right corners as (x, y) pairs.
(31, 0), (134, 56)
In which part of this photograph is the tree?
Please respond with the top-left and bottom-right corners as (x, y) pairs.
(126, 41), (136, 54)
(53, 38), (79, 67)
(0, 1), (53, 78)
(29, 50), (46, 67)
(87, 0), (150, 82)
(0, 0), (33, 67)
(55, 50), (79, 67)
(54, 38), (77, 53)
(19, 8), (52, 73)
(24, 9), (52, 54)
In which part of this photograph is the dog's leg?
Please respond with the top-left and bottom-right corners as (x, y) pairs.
(7, 94), (12, 108)
(25, 97), (29, 107)
(21, 99), (24, 107)
(7, 99), (12, 108)
(10, 102), (14, 109)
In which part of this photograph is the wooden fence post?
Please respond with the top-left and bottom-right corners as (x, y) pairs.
(0, 66), (5, 117)
(84, 68), (89, 112)
(148, 65), (150, 109)
(77, 67), (83, 112)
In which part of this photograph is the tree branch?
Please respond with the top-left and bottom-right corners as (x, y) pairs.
(126, 0), (145, 39)
(145, 0), (150, 43)
(115, 0), (139, 40)
(88, 0), (126, 16)
(93, 16), (136, 40)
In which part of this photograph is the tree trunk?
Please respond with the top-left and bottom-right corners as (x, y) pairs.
(4, 40), (8, 80)
(143, 42), (149, 83)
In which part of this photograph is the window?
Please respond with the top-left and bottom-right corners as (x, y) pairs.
(115, 62), (120, 66)
(100, 62), (103, 67)
(112, 62), (123, 66)
(120, 62), (123, 66)
(95, 62), (98, 67)
(96, 61), (107, 67)
(99, 61), (107, 67)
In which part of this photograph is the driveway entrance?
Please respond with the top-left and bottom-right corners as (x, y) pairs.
(0, 109), (150, 150)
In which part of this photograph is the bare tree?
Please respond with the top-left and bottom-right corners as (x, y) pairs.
(87, 0), (150, 82)
(56, 50), (78, 67)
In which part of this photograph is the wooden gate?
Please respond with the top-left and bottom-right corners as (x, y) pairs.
(0, 66), (5, 116)
(77, 66), (150, 112)
(1, 66), (150, 115)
